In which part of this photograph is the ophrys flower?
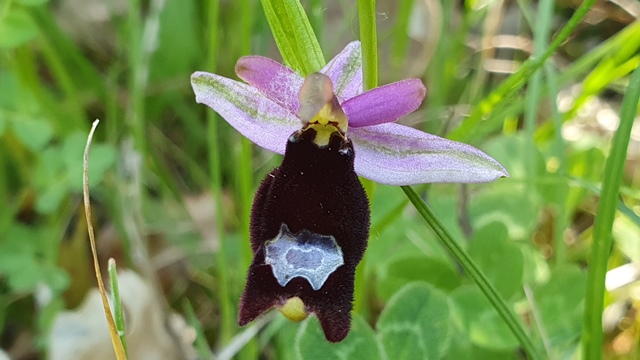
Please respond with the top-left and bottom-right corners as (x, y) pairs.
(191, 41), (508, 343)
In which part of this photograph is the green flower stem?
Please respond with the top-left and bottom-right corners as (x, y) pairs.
(108, 259), (128, 356)
(401, 186), (541, 360)
(205, 0), (234, 345)
(581, 64), (640, 360)
(357, 0), (378, 91)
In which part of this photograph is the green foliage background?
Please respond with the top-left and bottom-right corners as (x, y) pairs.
(1, 0), (639, 359)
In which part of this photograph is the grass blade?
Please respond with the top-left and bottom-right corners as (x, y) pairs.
(108, 259), (128, 356)
(581, 64), (640, 360)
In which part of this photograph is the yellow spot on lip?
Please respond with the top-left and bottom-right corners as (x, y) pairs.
(310, 102), (348, 133)
(278, 296), (309, 322)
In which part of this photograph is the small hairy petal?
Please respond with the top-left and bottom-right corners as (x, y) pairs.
(321, 41), (363, 101)
(350, 123), (509, 185)
(343, 79), (427, 128)
(235, 56), (304, 116)
(191, 71), (299, 155)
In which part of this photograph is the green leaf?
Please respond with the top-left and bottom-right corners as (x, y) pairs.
(32, 132), (115, 213)
(481, 135), (545, 182)
(12, 117), (54, 151)
(259, 0), (325, 74)
(535, 265), (585, 350)
(62, 131), (116, 190)
(0, 8), (39, 48)
(0, 225), (68, 293)
(447, 341), (519, 360)
(444, 322), (518, 360)
(468, 224), (524, 300)
(377, 255), (460, 301)
(451, 285), (519, 351)
(470, 185), (540, 242)
(377, 283), (453, 359)
(35, 180), (68, 214)
(295, 315), (383, 360)
(33, 146), (68, 213)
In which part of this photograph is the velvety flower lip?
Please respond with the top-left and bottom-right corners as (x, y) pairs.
(240, 126), (370, 343)
(191, 40), (509, 186)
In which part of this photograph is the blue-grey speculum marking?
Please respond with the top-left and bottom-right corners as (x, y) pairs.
(265, 224), (344, 291)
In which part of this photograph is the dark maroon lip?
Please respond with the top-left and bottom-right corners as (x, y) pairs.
(238, 129), (370, 342)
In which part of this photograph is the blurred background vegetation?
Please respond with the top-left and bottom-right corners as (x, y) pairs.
(0, 0), (639, 359)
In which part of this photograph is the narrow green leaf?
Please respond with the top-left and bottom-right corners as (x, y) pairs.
(108, 259), (128, 356)
(259, 0), (325, 74)
(582, 64), (640, 360)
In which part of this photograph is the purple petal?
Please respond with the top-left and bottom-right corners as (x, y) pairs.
(343, 79), (427, 128)
(349, 123), (509, 185)
(191, 71), (299, 155)
(235, 56), (304, 116)
(321, 41), (363, 101)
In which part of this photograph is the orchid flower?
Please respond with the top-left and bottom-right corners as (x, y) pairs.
(191, 41), (508, 343)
